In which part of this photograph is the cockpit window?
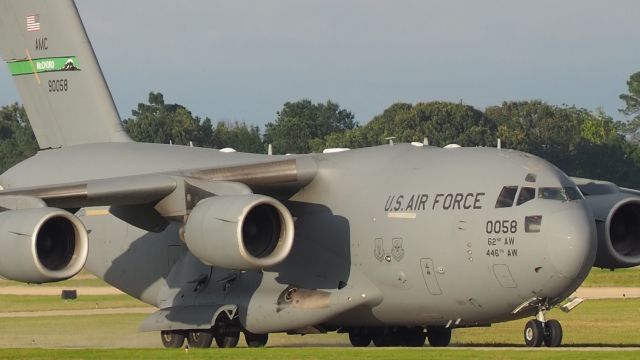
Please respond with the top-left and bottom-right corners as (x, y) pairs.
(525, 215), (542, 232)
(516, 187), (536, 206)
(565, 186), (583, 200)
(538, 187), (584, 201)
(495, 186), (518, 208)
(539, 187), (567, 201)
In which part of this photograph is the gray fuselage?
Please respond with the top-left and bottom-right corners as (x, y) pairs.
(0, 142), (597, 329)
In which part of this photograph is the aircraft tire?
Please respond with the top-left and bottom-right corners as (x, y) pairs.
(187, 329), (214, 348)
(348, 328), (372, 347)
(523, 319), (544, 347)
(215, 331), (240, 348)
(390, 328), (406, 346)
(160, 330), (185, 348)
(426, 326), (451, 347)
(372, 330), (391, 347)
(404, 327), (426, 347)
(244, 332), (269, 348)
(543, 320), (563, 347)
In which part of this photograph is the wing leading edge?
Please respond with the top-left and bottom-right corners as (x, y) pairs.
(0, 157), (318, 218)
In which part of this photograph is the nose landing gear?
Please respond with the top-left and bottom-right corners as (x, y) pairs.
(523, 310), (563, 347)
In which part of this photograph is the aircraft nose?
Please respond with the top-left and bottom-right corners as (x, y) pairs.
(545, 204), (597, 280)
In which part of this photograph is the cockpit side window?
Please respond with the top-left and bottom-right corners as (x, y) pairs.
(539, 187), (568, 201)
(565, 186), (583, 200)
(495, 186), (518, 208)
(516, 187), (536, 206)
(538, 187), (584, 201)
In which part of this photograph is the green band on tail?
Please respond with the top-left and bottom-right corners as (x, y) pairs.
(6, 56), (80, 76)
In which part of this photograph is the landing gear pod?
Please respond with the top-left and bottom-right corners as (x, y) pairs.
(0, 208), (88, 283)
(183, 195), (295, 270)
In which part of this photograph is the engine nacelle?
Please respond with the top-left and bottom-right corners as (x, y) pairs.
(183, 194), (294, 270)
(0, 207), (89, 283)
(582, 192), (640, 269)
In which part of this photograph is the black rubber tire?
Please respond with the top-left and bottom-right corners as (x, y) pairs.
(543, 319), (563, 347)
(372, 330), (391, 347)
(187, 329), (214, 348)
(245, 332), (269, 348)
(389, 328), (406, 346)
(524, 319), (544, 347)
(426, 326), (451, 347)
(160, 330), (185, 348)
(348, 328), (372, 347)
(215, 331), (240, 348)
(404, 327), (426, 347)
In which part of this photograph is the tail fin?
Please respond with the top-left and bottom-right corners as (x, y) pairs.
(0, 0), (131, 149)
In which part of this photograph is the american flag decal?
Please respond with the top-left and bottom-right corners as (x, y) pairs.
(26, 15), (41, 32)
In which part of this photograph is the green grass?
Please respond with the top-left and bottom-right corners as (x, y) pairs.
(0, 299), (638, 349)
(0, 294), (147, 312)
(0, 348), (639, 360)
(0, 314), (155, 348)
(453, 298), (640, 346)
(581, 267), (640, 287)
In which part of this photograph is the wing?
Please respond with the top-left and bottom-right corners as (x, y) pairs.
(0, 157), (317, 230)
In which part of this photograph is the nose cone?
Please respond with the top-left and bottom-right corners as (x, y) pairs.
(546, 204), (597, 282)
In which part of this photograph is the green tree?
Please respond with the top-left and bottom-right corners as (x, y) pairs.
(264, 100), (356, 154)
(618, 71), (640, 139)
(123, 92), (214, 147)
(212, 121), (265, 153)
(0, 103), (38, 173)
(486, 101), (586, 170)
(485, 101), (639, 184)
(360, 101), (495, 147)
(322, 127), (375, 149)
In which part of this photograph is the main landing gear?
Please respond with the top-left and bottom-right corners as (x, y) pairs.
(523, 311), (563, 347)
(161, 329), (268, 349)
(160, 312), (268, 349)
(347, 326), (451, 347)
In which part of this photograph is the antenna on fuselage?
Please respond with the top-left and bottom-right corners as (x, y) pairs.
(385, 136), (396, 146)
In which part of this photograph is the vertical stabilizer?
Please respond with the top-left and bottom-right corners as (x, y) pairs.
(0, 0), (131, 149)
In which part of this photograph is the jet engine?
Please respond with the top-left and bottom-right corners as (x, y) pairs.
(183, 194), (294, 270)
(580, 189), (640, 269)
(0, 207), (89, 283)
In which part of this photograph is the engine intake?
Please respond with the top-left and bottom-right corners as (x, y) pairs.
(583, 193), (640, 269)
(0, 207), (88, 283)
(183, 195), (294, 269)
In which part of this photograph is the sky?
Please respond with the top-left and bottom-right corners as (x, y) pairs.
(1, 0), (639, 127)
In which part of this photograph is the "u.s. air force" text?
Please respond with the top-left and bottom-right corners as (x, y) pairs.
(384, 192), (485, 212)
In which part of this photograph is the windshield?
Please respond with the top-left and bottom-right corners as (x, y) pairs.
(538, 187), (583, 201)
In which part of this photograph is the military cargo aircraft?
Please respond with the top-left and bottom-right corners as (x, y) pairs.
(1, 0), (638, 349)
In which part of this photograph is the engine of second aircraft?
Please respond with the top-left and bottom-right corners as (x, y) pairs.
(183, 194), (295, 270)
(584, 193), (640, 269)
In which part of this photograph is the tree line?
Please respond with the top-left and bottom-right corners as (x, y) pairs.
(1, 72), (639, 187)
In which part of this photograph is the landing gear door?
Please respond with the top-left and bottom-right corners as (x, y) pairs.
(420, 258), (442, 295)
